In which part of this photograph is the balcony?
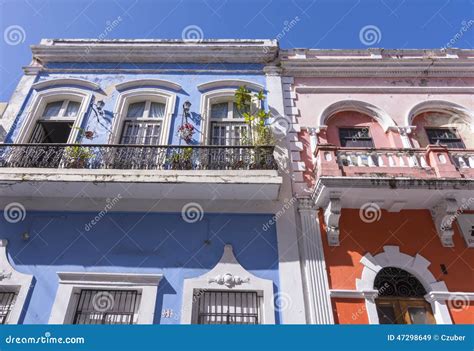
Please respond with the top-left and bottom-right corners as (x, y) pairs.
(0, 144), (282, 201)
(312, 144), (473, 209)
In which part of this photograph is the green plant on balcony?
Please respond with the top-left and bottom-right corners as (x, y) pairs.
(63, 145), (94, 168)
(234, 86), (274, 147)
(168, 147), (193, 170)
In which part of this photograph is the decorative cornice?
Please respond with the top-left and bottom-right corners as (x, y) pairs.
(31, 39), (278, 64)
(208, 273), (250, 288)
(57, 272), (163, 285)
(115, 79), (182, 92)
(295, 86), (474, 94)
(297, 197), (316, 211)
(197, 79), (264, 92)
(32, 78), (101, 91)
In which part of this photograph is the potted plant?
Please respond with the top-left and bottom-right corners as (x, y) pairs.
(168, 147), (193, 170)
(177, 123), (195, 143)
(64, 145), (94, 168)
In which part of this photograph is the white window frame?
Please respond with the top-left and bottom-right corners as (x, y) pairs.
(181, 245), (275, 324)
(15, 87), (92, 144)
(111, 88), (176, 145)
(456, 214), (474, 248)
(356, 246), (453, 324)
(200, 88), (260, 145)
(0, 239), (33, 324)
(49, 272), (162, 324)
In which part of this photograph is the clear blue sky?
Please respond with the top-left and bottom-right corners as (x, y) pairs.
(1, 0), (473, 101)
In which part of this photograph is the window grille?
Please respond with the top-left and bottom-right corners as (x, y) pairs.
(339, 128), (374, 147)
(73, 290), (140, 325)
(426, 128), (465, 149)
(193, 291), (262, 324)
(0, 292), (16, 324)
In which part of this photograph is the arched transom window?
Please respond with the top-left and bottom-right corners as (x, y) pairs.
(119, 100), (166, 145)
(374, 267), (434, 325)
(209, 99), (249, 146)
(29, 99), (82, 144)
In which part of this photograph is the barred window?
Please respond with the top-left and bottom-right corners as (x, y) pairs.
(193, 290), (262, 324)
(73, 289), (141, 325)
(339, 127), (374, 147)
(210, 101), (248, 146)
(425, 128), (465, 149)
(0, 292), (17, 324)
(120, 100), (165, 145)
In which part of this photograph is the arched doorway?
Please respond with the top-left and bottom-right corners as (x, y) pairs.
(374, 267), (435, 324)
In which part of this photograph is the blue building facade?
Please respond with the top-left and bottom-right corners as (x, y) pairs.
(0, 40), (306, 325)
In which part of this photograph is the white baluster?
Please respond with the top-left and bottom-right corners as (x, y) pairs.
(457, 155), (467, 168)
(368, 153), (375, 167)
(388, 154), (396, 167)
(468, 155), (474, 168)
(377, 153), (385, 167)
(398, 153), (406, 167)
(420, 155), (428, 168)
(407, 155), (416, 167)
(357, 153), (364, 167)
(346, 153), (354, 166)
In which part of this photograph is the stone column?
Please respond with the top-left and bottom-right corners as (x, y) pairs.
(298, 197), (334, 324)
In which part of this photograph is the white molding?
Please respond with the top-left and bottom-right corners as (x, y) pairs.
(199, 88), (235, 144)
(49, 271), (162, 325)
(430, 198), (458, 247)
(181, 245), (275, 324)
(406, 100), (474, 127)
(0, 239), (33, 324)
(319, 100), (397, 132)
(457, 214), (474, 248)
(356, 246), (453, 324)
(110, 88), (177, 145)
(297, 198), (335, 324)
(294, 86), (474, 94)
(32, 78), (100, 91)
(115, 79), (182, 92)
(197, 79), (264, 92)
(15, 87), (92, 144)
(323, 196), (342, 246)
(31, 39), (278, 64)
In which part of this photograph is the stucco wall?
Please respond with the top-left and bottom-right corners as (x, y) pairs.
(0, 211), (281, 324)
(293, 77), (474, 130)
(5, 63), (266, 145)
(318, 209), (473, 324)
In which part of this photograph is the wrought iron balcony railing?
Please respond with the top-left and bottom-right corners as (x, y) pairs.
(0, 144), (277, 171)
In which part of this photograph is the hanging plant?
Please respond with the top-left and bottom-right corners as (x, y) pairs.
(178, 123), (195, 143)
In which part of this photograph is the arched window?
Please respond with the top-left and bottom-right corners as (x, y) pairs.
(119, 100), (166, 145)
(209, 99), (248, 146)
(15, 88), (92, 144)
(29, 99), (82, 143)
(374, 267), (435, 324)
(111, 88), (176, 146)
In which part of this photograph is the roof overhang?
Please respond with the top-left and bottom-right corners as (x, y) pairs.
(30, 39), (279, 64)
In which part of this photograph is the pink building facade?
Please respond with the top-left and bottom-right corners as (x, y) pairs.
(280, 49), (474, 324)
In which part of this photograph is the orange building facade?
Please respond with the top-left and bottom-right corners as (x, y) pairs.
(280, 48), (474, 324)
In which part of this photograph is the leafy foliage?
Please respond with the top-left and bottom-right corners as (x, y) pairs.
(234, 86), (274, 146)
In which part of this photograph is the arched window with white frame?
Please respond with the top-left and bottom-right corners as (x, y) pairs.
(15, 88), (92, 144)
(111, 88), (176, 146)
(119, 99), (166, 145)
(209, 98), (249, 146)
